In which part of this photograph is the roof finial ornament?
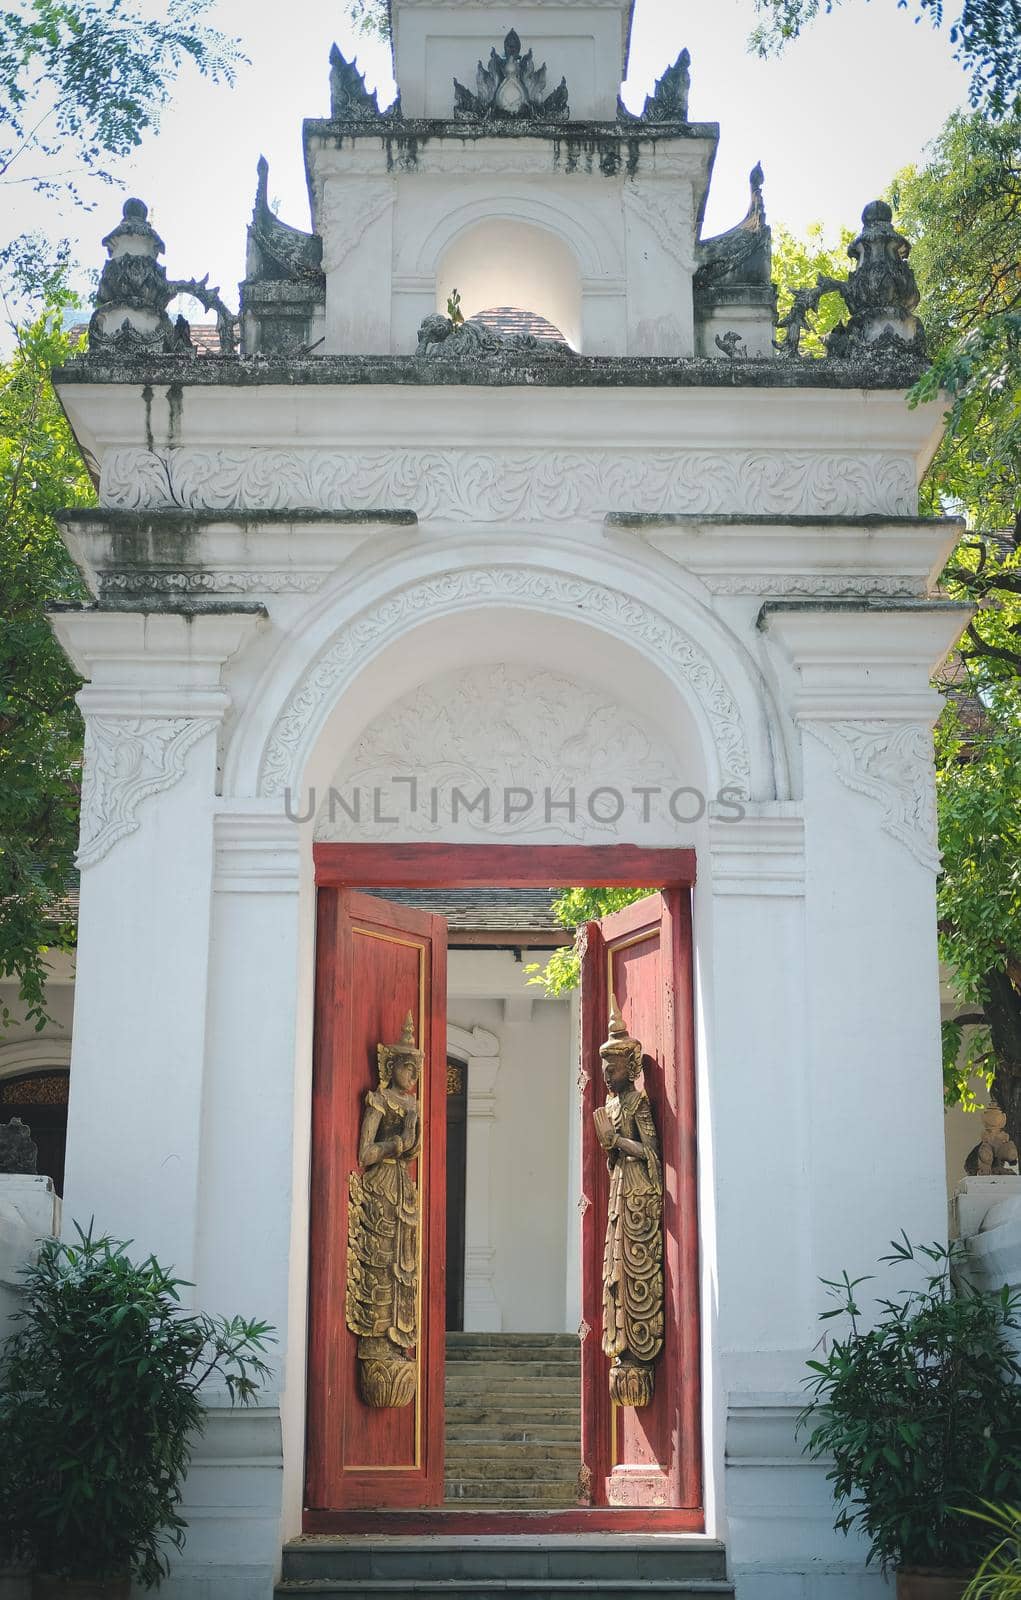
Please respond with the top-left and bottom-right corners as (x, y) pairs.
(453, 30), (569, 122)
(87, 198), (238, 359)
(620, 48), (690, 123)
(329, 42), (397, 120)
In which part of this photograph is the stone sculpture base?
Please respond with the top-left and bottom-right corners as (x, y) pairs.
(609, 1357), (654, 1409)
(358, 1351), (418, 1409)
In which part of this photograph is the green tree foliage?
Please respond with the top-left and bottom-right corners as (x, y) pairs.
(892, 111), (1021, 1133)
(750, 0), (1021, 116)
(0, 0), (243, 300)
(899, 111), (1021, 534)
(0, 0), (242, 199)
(800, 1236), (1021, 1572)
(0, 298), (92, 1027)
(348, 0), (389, 39)
(961, 1504), (1021, 1598)
(525, 888), (652, 996)
(0, 1225), (272, 1583)
(772, 222), (854, 356)
(771, 112), (1021, 1133)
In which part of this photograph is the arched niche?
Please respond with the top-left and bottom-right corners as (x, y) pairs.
(297, 607), (711, 844)
(436, 218), (583, 350)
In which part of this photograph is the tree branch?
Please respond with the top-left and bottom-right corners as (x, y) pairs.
(960, 622), (1021, 671)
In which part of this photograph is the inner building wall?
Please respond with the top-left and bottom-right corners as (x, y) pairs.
(447, 957), (576, 1335)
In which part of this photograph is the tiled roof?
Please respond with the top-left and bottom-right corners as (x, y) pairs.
(365, 888), (562, 932)
(471, 307), (567, 343)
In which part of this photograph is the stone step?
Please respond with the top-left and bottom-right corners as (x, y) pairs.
(446, 1333), (579, 1350)
(282, 1538), (729, 1586)
(444, 1479), (580, 1504)
(444, 1456), (579, 1482)
(445, 1441), (581, 1461)
(448, 1369), (582, 1395)
(445, 1412), (581, 1434)
(447, 1391), (579, 1405)
(446, 1359), (580, 1381)
(446, 1356), (580, 1370)
(445, 1423), (582, 1444)
(276, 1584), (735, 1599)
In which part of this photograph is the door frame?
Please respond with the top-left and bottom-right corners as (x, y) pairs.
(308, 843), (700, 1536)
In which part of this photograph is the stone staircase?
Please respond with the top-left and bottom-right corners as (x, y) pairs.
(276, 1535), (734, 1598)
(275, 1334), (735, 1597)
(444, 1332), (580, 1508)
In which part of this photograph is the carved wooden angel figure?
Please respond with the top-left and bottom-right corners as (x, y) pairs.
(593, 995), (664, 1408)
(346, 1011), (422, 1408)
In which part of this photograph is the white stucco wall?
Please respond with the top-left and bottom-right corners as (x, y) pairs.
(448, 960), (575, 1334)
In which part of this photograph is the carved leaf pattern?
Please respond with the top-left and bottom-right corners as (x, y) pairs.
(319, 184), (395, 275)
(78, 716), (217, 868)
(623, 182), (695, 272)
(99, 446), (918, 521)
(803, 719), (940, 871)
(316, 663), (683, 843)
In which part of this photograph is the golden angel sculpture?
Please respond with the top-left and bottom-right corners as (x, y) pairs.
(346, 1011), (422, 1409)
(592, 995), (665, 1408)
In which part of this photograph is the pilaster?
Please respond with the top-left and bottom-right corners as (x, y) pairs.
(707, 807), (813, 1388)
(762, 601), (971, 1289)
(46, 610), (263, 1281)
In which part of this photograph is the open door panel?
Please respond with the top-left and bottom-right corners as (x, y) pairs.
(579, 889), (701, 1515)
(306, 888), (447, 1512)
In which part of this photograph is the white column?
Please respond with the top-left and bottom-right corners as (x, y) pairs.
(719, 602), (969, 1598)
(169, 809), (302, 1593)
(765, 605), (971, 1283)
(48, 612), (262, 1283)
(707, 807), (813, 1393)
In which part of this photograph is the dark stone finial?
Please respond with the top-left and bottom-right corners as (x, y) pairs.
(100, 195), (165, 256)
(453, 30), (569, 122)
(87, 192), (239, 360)
(245, 153), (324, 291)
(628, 48), (690, 123)
(827, 197), (924, 357)
(0, 1118), (37, 1176)
(862, 199), (893, 225)
(329, 43), (394, 120)
(255, 154), (270, 214)
(775, 196), (925, 362)
(694, 161), (772, 294)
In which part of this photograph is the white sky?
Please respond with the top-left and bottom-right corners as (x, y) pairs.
(7, 0), (971, 311)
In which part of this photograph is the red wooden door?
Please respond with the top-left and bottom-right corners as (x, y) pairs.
(306, 889), (447, 1512)
(579, 891), (701, 1514)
